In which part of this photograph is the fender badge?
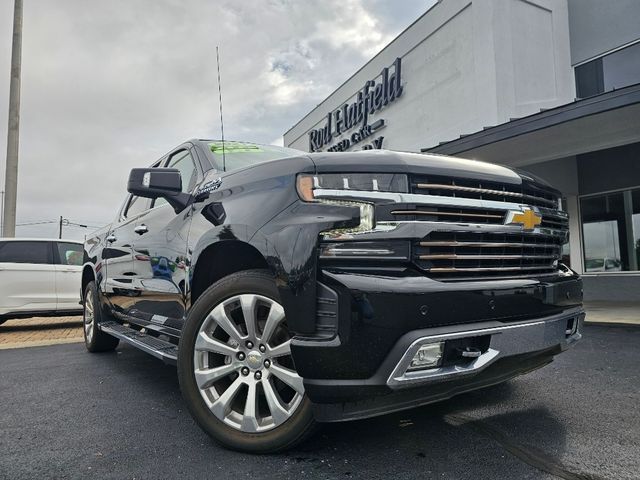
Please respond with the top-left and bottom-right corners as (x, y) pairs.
(197, 177), (223, 195)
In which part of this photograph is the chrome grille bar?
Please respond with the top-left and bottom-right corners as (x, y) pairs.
(419, 241), (562, 249)
(391, 210), (504, 220)
(314, 188), (531, 212)
(414, 183), (558, 207)
(427, 266), (557, 273)
(418, 254), (560, 260)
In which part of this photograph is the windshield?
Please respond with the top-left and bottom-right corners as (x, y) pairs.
(207, 141), (304, 172)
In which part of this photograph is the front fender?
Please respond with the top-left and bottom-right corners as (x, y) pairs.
(188, 202), (359, 336)
(255, 201), (359, 335)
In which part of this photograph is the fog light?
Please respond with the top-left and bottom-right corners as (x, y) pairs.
(408, 342), (444, 371)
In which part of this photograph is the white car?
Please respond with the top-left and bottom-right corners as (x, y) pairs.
(0, 238), (84, 324)
(584, 257), (623, 272)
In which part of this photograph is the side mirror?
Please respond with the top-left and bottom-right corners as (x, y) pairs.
(127, 168), (192, 213)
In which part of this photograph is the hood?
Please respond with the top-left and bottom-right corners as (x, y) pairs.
(307, 149), (524, 185)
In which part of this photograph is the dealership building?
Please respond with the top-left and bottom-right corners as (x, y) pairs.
(284, 0), (640, 301)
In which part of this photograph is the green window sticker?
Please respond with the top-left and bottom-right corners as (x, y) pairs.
(209, 142), (263, 153)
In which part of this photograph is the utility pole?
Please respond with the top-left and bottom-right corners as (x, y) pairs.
(59, 215), (63, 239)
(0, 191), (4, 236)
(3, 0), (24, 238)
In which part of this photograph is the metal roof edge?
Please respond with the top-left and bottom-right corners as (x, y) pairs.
(422, 83), (640, 155)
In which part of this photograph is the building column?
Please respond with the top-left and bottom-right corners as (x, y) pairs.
(623, 190), (638, 271)
(567, 195), (583, 274)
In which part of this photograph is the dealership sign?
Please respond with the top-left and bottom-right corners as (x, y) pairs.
(308, 57), (403, 152)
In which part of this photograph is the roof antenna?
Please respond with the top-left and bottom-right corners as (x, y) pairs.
(216, 46), (226, 172)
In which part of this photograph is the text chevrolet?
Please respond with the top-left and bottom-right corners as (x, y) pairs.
(82, 140), (584, 452)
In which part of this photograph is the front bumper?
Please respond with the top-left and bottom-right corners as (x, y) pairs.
(309, 308), (583, 422)
(289, 271), (584, 421)
(387, 308), (583, 389)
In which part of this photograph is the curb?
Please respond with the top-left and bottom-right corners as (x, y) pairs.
(584, 321), (640, 328)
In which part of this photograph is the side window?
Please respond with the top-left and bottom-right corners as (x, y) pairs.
(155, 150), (198, 209)
(168, 149), (198, 193)
(0, 241), (52, 264)
(123, 195), (149, 219)
(56, 242), (84, 266)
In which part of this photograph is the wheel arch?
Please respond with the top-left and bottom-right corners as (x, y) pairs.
(190, 239), (270, 306)
(81, 264), (96, 300)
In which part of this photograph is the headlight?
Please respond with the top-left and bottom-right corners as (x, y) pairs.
(296, 173), (407, 239)
(296, 173), (408, 201)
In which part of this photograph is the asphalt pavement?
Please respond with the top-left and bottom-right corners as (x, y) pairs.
(0, 324), (638, 480)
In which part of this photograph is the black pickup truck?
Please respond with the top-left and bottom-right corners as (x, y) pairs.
(82, 139), (584, 452)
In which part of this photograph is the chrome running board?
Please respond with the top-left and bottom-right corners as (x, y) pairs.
(99, 321), (178, 365)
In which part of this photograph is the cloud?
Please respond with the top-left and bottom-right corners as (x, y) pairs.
(0, 0), (434, 239)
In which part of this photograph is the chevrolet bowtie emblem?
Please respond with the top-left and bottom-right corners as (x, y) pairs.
(506, 208), (542, 231)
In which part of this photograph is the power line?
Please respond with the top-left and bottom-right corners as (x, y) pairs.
(59, 217), (107, 238)
(11, 218), (106, 240)
(15, 219), (57, 226)
(66, 223), (102, 229)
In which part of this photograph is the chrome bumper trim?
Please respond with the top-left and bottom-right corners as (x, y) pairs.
(387, 308), (584, 389)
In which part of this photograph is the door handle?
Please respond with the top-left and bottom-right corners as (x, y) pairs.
(106, 234), (117, 243)
(134, 224), (149, 235)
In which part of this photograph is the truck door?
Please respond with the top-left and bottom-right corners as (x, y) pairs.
(129, 147), (199, 332)
(101, 195), (149, 318)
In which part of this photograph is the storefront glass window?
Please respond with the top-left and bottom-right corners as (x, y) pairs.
(581, 188), (640, 272)
(575, 41), (640, 98)
(632, 189), (640, 267)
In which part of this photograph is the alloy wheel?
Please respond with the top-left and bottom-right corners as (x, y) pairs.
(193, 294), (304, 433)
(84, 292), (95, 343)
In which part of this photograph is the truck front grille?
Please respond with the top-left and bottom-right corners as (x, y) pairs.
(414, 231), (563, 280)
(411, 175), (558, 209)
(313, 173), (569, 281)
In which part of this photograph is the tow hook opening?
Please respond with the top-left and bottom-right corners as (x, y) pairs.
(564, 313), (585, 338)
(442, 335), (491, 367)
(408, 335), (493, 372)
(565, 316), (580, 337)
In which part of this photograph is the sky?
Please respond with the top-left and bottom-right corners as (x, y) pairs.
(0, 0), (436, 240)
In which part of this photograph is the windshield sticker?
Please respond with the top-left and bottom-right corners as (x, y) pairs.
(209, 142), (263, 153)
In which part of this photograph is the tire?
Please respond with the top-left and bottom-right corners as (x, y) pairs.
(178, 269), (316, 453)
(83, 281), (119, 353)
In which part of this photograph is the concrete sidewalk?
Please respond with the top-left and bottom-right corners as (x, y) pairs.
(0, 316), (83, 349)
(584, 301), (640, 325)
